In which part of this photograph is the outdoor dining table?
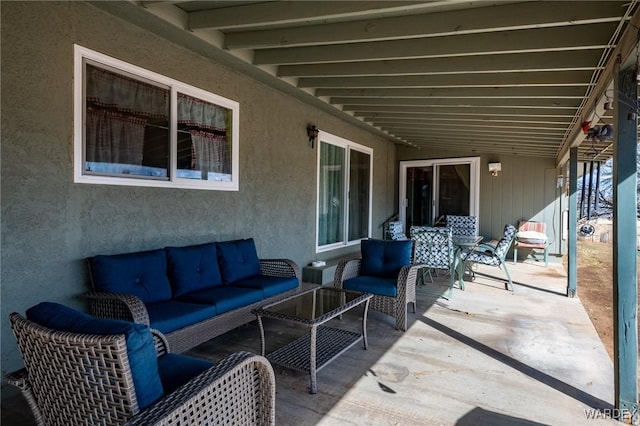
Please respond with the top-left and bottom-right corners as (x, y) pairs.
(452, 235), (483, 290)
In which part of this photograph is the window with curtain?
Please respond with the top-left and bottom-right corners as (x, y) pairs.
(74, 45), (239, 191)
(317, 131), (372, 251)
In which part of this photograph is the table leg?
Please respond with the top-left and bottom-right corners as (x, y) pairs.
(456, 249), (466, 291)
(309, 326), (317, 394)
(362, 298), (370, 350)
(256, 315), (266, 356)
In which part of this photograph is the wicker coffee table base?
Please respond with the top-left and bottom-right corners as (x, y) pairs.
(256, 294), (371, 394)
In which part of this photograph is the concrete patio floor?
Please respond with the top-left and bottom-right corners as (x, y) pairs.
(188, 259), (618, 425)
(1, 260), (620, 425)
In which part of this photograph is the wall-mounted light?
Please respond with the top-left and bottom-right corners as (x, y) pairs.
(488, 162), (501, 177)
(306, 125), (319, 148)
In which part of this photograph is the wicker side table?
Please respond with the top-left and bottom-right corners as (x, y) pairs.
(253, 286), (372, 394)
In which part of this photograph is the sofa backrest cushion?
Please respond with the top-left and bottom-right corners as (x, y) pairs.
(361, 239), (412, 278)
(89, 249), (172, 304)
(216, 238), (262, 284)
(26, 302), (164, 410)
(165, 243), (223, 297)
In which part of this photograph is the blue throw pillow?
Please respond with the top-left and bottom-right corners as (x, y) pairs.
(165, 243), (223, 297)
(361, 239), (412, 278)
(216, 239), (262, 284)
(26, 302), (164, 410)
(89, 249), (172, 304)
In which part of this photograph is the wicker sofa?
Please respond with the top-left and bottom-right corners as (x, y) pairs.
(85, 238), (302, 353)
(6, 302), (275, 425)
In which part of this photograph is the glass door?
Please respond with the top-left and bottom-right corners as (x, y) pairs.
(399, 157), (480, 234)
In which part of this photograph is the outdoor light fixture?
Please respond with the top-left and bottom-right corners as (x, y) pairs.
(488, 162), (501, 177)
(307, 125), (319, 148)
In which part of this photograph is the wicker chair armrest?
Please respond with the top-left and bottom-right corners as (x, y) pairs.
(259, 258), (301, 283)
(333, 259), (362, 288)
(124, 351), (276, 426)
(5, 368), (29, 390)
(5, 368), (43, 425)
(396, 264), (422, 294)
(83, 292), (150, 326)
(151, 329), (170, 356)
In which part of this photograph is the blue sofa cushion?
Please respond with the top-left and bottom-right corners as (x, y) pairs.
(233, 275), (298, 298)
(177, 286), (263, 315)
(145, 300), (217, 335)
(165, 243), (223, 297)
(89, 249), (172, 304)
(361, 239), (412, 278)
(157, 354), (214, 394)
(343, 275), (398, 298)
(216, 239), (262, 284)
(26, 302), (163, 410)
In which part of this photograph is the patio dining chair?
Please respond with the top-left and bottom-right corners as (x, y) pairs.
(446, 215), (479, 236)
(410, 226), (457, 299)
(5, 302), (276, 426)
(513, 220), (549, 266)
(385, 221), (408, 240)
(460, 224), (517, 293)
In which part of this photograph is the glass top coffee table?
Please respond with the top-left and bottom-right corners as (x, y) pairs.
(252, 286), (372, 394)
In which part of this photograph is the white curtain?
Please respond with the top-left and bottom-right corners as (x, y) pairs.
(190, 131), (229, 174)
(86, 109), (147, 165)
(178, 93), (228, 132)
(86, 65), (168, 118)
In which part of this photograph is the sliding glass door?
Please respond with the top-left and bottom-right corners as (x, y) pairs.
(399, 157), (480, 233)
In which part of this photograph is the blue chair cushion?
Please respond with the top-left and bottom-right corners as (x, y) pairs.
(343, 275), (398, 298)
(232, 275), (298, 298)
(360, 239), (412, 278)
(176, 286), (264, 315)
(157, 354), (214, 394)
(89, 249), (172, 304)
(145, 300), (217, 334)
(216, 239), (262, 284)
(165, 243), (223, 297)
(26, 302), (163, 410)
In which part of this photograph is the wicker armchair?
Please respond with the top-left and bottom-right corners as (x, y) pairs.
(5, 312), (276, 426)
(333, 239), (421, 331)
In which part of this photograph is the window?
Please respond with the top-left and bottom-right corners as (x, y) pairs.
(74, 45), (239, 190)
(316, 131), (372, 252)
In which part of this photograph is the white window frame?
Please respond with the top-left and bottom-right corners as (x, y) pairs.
(73, 45), (240, 191)
(315, 130), (373, 253)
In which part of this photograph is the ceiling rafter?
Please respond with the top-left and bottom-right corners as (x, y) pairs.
(118, 0), (640, 161)
(223, 1), (626, 49)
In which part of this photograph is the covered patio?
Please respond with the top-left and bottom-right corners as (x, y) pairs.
(1, 1), (637, 424)
(2, 260), (618, 425)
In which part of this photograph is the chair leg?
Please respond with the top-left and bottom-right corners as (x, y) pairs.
(502, 262), (514, 293)
(513, 246), (518, 264)
(544, 246), (548, 267)
(447, 265), (455, 299)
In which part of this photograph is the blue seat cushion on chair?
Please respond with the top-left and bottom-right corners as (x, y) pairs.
(176, 286), (264, 315)
(26, 302), (164, 410)
(343, 275), (398, 298)
(89, 249), (172, 304)
(216, 239), (262, 284)
(145, 300), (217, 334)
(233, 275), (298, 298)
(361, 239), (412, 278)
(157, 354), (214, 394)
(165, 243), (223, 297)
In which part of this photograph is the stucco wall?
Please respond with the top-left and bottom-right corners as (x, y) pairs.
(0, 2), (397, 379)
(396, 146), (563, 250)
